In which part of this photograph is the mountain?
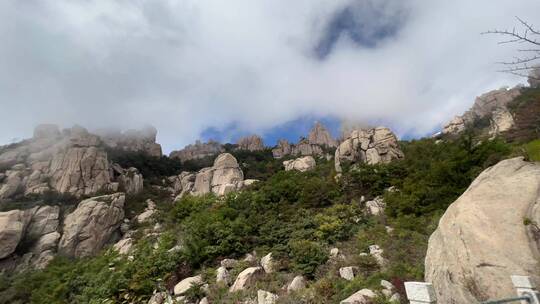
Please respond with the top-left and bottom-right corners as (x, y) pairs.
(0, 85), (539, 303)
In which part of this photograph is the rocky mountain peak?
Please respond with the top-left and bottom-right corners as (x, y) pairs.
(169, 140), (224, 162)
(308, 121), (337, 147)
(236, 135), (264, 151)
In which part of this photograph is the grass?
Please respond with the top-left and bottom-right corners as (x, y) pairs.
(525, 139), (540, 161)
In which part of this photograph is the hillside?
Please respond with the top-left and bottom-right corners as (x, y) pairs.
(0, 89), (539, 304)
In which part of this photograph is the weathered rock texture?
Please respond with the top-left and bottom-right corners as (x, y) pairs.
(59, 193), (125, 257)
(335, 127), (403, 172)
(283, 156), (316, 172)
(0, 205), (60, 269)
(186, 153), (245, 196)
(442, 87), (522, 136)
(230, 266), (264, 292)
(169, 140), (224, 162)
(0, 125), (145, 200)
(308, 122), (337, 148)
(425, 157), (540, 303)
(237, 135), (265, 151)
(272, 122), (335, 159)
(95, 125), (162, 157)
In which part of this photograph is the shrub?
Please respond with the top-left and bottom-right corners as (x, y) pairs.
(288, 240), (328, 278)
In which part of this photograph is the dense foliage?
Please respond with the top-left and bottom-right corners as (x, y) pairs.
(0, 134), (522, 303)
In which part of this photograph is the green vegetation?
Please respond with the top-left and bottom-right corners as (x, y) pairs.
(0, 135), (517, 303)
(524, 139), (540, 162)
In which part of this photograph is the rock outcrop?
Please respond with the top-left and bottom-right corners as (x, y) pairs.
(237, 135), (265, 151)
(287, 275), (307, 292)
(169, 140), (224, 162)
(308, 122), (337, 148)
(190, 153), (244, 196)
(59, 193), (125, 257)
(0, 125), (145, 200)
(335, 127), (403, 172)
(442, 87), (522, 136)
(230, 266), (264, 292)
(272, 122), (335, 159)
(488, 107), (515, 136)
(95, 125), (162, 157)
(283, 156), (316, 172)
(272, 140), (292, 159)
(340, 288), (376, 304)
(173, 275), (203, 295)
(111, 165), (144, 195)
(425, 157), (540, 303)
(0, 205), (60, 269)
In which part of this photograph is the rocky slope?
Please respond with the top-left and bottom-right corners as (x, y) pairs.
(442, 87), (522, 136)
(335, 127), (404, 172)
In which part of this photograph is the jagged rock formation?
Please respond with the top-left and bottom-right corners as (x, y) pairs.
(272, 122), (335, 159)
(59, 193), (125, 258)
(442, 87), (522, 136)
(488, 107), (515, 137)
(308, 122), (337, 148)
(283, 156), (316, 172)
(171, 153), (245, 197)
(192, 153), (244, 196)
(111, 164), (144, 195)
(95, 125), (162, 157)
(335, 127), (403, 172)
(425, 157), (540, 303)
(0, 125), (145, 200)
(0, 205), (60, 270)
(271, 139), (292, 158)
(169, 140), (224, 162)
(236, 135), (265, 151)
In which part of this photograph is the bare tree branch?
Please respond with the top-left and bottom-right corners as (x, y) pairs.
(483, 16), (540, 80)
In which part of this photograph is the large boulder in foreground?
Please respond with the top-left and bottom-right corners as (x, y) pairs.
(425, 157), (540, 303)
(335, 127), (403, 172)
(58, 193), (125, 257)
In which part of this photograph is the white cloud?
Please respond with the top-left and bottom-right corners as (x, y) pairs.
(0, 0), (539, 152)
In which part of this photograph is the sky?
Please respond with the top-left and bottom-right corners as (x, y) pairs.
(1, 1), (540, 153)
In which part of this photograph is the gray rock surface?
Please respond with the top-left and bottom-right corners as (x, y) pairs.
(283, 156), (316, 172)
(192, 153), (244, 196)
(425, 157), (540, 303)
(308, 122), (337, 148)
(59, 193), (125, 257)
(230, 266), (264, 292)
(442, 87), (522, 135)
(169, 140), (224, 162)
(340, 289), (376, 304)
(173, 275), (203, 295)
(335, 127), (403, 172)
(287, 275), (307, 292)
(237, 135), (265, 151)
